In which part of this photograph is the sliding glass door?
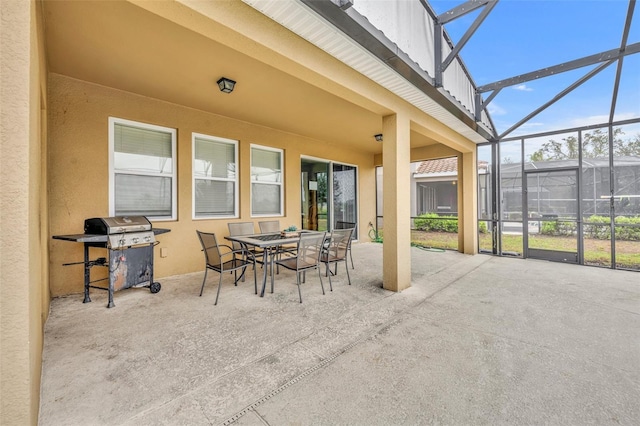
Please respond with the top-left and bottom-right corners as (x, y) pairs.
(301, 158), (358, 238)
(301, 159), (329, 231)
(332, 163), (358, 238)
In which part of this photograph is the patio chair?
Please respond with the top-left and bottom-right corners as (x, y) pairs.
(320, 228), (352, 288)
(228, 221), (264, 270)
(274, 232), (326, 303)
(196, 231), (257, 305)
(335, 221), (356, 269)
(258, 220), (297, 267)
(258, 220), (280, 233)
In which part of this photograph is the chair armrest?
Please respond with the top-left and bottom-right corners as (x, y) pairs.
(222, 243), (257, 261)
(218, 244), (245, 259)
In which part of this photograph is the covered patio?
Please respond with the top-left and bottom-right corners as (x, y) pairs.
(39, 244), (640, 425)
(2, 0), (639, 423)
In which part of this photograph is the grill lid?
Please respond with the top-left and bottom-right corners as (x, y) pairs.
(85, 216), (152, 235)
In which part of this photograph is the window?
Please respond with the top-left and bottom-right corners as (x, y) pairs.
(193, 133), (238, 219)
(109, 117), (176, 220)
(251, 145), (283, 216)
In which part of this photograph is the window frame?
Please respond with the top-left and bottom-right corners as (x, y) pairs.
(250, 144), (284, 217)
(192, 133), (239, 220)
(108, 117), (177, 221)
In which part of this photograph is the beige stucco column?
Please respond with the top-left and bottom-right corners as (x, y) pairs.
(1, 0), (44, 424)
(382, 113), (411, 291)
(458, 151), (478, 254)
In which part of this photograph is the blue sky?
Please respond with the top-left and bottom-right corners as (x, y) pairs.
(429, 0), (640, 138)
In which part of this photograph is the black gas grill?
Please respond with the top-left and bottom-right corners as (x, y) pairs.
(53, 216), (170, 308)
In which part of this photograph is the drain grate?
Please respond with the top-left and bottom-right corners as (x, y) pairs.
(221, 337), (367, 425)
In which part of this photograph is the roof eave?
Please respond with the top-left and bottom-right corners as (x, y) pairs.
(243, 0), (493, 143)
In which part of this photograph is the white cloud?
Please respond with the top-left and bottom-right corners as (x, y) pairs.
(507, 123), (546, 137)
(487, 102), (506, 116)
(569, 112), (639, 128)
(520, 122), (545, 128)
(514, 84), (533, 92)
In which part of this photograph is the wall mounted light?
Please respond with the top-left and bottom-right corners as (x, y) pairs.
(217, 77), (236, 93)
(374, 134), (383, 142)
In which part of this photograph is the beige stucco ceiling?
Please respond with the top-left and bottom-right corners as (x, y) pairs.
(42, 0), (444, 155)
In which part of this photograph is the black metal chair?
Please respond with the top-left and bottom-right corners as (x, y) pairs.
(335, 221), (356, 269)
(196, 231), (257, 305)
(321, 228), (353, 288)
(274, 232), (326, 303)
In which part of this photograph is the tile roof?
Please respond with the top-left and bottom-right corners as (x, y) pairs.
(415, 158), (489, 175)
(415, 157), (458, 174)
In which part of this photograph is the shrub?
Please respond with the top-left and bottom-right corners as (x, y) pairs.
(540, 221), (557, 235)
(549, 215), (640, 241)
(414, 213), (458, 233)
(584, 215), (611, 239)
(540, 220), (576, 236)
(413, 214), (489, 234)
(614, 216), (640, 241)
(478, 221), (488, 234)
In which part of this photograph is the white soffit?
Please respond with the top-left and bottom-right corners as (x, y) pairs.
(242, 0), (490, 144)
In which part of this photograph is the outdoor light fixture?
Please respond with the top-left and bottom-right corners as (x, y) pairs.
(374, 134), (383, 142)
(217, 77), (236, 93)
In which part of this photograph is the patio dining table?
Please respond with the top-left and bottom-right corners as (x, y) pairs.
(225, 231), (324, 297)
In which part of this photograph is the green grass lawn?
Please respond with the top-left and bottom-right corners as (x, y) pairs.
(405, 230), (640, 270)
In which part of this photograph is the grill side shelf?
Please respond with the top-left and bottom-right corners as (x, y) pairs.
(52, 228), (170, 242)
(52, 234), (108, 243)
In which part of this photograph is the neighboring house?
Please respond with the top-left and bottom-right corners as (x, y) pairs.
(411, 158), (491, 218)
(412, 157), (459, 216)
(410, 153), (640, 223)
(498, 157), (640, 220)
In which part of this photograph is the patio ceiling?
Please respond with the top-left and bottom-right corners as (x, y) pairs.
(42, 0), (445, 155)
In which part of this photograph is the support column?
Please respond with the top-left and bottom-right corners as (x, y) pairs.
(1, 1), (41, 424)
(382, 114), (411, 291)
(458, 151), (478, 254)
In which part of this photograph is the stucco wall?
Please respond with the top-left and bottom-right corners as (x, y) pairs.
(48, 74), (376, 297)
(1, 0), (48, 424)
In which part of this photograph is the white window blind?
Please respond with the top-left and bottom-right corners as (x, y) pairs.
(110, 118), (176, 220)
(193, 134), (238, 218)
(251, 145), (283, 216)
(114, 124), (172, 157)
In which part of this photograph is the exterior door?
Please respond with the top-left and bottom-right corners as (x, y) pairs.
(301, 159), (358, 238)
(301, 159), (329, 231)
(332, 163), (358, 239)
(525, 168), (580, 263)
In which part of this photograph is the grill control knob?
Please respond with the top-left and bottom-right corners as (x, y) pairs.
(119, 238), (126, 246)
(132, 237), (139, 244)
(145, 236), (151, 242)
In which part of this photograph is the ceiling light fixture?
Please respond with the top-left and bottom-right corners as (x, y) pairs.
(217, 77), (236, 93)
(374, 134), (383, 142)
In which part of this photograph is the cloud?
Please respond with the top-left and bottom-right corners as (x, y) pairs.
(507, 122), (546, 137)
(569, 112), (638, 128)
(520, 122), (545, 128)
(513, 84), (533, 92)
(487, 102), (506, 116)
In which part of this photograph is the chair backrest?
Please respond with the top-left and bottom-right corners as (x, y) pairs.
(258, 220), (280, 234)
(335, 221), (356, 230)
(228, 222), (255, 250)
(327, 228), (352, 259)
(196, 231), (223, 268)
(296, 232), (326, 269)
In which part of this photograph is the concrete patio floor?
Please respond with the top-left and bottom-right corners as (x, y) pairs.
(39, 243), (640, 425)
